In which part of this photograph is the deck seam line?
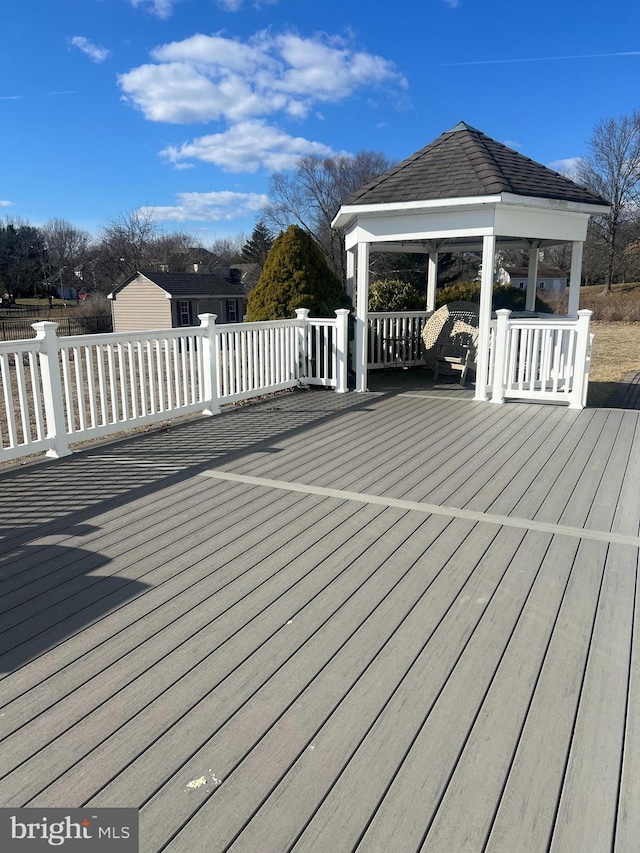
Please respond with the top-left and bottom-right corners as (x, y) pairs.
(201, 470), (640, 547)
(398, 393), (478, 401)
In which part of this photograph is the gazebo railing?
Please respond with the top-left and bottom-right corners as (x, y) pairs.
(367, 311), (432, 369)
(488, 309), (592, 409)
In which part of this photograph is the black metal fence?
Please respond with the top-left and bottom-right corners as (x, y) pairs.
(0, 315), (113, 342)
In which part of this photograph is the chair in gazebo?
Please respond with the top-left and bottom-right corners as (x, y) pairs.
(421, 301), (480, 384)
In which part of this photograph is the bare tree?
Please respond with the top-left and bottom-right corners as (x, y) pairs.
(577, 112), (640, 293)
(90, 210), (202, 289)
(264, 151), (395, 281)
(208, 236), (245, 265)
(40, 218), (91, 295)
(95, 208), (159, 283)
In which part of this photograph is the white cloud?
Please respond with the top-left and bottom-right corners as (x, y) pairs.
(141, 190), (269, 223)
(216, 0), (278, 9)
(160, 120), (336, 172)
(503, 139), (522, 149)
(0, 200), (13, 207)
(119, 30), (406, 124)
(548, 157), (583, 176)
(130, 0), (178, 19)
(443, 0), (460, 7)
(69, 36), (110, 63)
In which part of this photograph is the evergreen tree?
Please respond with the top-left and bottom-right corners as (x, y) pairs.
(247, 225), (351, 321)
(368, 279), (424, 311)
(241, 221), (274, 265)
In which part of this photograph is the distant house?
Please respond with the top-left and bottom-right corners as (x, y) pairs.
(108, 269), (246, 333)
(505, 266), (568, 294)
(231, 263), (262, 293)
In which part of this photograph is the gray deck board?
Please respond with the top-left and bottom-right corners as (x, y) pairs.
(615, 546), (640, 852)
(484, 538), (608, 853)
(34, 506), (425, 806)
(0, 496), (367, 795)
(339, 404), (523, 501)
(305, 399), (499, 495)
(0, 492), (348, 724)
(549, 542), (635, 853)
(0, 374), (638, 852)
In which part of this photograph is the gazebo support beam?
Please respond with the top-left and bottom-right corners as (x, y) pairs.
(526, 240), (539, 311)
(427, 252), (438, 311)
(568, 241), (583, 317)
(475, 234), (496, 401)
(355, 241), (370, 392)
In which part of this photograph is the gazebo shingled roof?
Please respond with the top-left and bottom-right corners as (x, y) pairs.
(342, 122), (608, 208)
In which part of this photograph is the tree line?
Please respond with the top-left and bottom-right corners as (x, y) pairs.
(0, 212), (275, 302)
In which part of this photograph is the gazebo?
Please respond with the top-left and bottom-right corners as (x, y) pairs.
(332, 122), (610, 406)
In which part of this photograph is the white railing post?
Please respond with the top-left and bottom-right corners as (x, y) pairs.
(32, 321), (71, 458)
(491, 309), (511, 404)
(295, 308), (310, 386)
(198, 313), (220, 415)
(334, 309), (350, 393)
(569, 309), (592, 409)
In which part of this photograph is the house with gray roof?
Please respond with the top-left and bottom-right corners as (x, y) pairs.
(108, 269), (246, 333)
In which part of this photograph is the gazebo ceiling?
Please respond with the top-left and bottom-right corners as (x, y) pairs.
(340, 122), (608, 210)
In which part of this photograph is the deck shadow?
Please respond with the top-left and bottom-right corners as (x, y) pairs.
(0, 542), (149, 673)
(0, 388), (383, 554)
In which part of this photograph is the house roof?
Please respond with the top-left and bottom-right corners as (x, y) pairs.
(109, 269), (246, 299)
(506, 266), (568, 279)
(231, 263), (262, 291)
(342, 122), (609, 209)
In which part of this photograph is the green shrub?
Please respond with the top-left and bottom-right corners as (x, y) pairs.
(368, 278), (424, 312)
(435, 281), (553, 313)
(247, 225), (351, 320)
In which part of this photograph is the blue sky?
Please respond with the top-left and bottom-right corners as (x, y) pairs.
(2, 0), (639, 244)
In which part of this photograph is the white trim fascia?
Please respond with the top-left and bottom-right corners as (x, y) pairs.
(332, 192), (610, 231)
(332, 195), (502, 229)
(499, 192), (610, 215)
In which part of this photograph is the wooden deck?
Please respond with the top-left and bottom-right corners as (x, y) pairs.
(1, 371), (639, 852)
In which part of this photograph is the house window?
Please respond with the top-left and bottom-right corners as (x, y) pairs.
(227, 300), (237, 322)
(178, 300), (192, 325)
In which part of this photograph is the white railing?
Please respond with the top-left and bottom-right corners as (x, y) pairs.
(0, 309), (349, 463)
(367, 311), (432, 369)
(215, 318), (300, 403)
(297, 308), (349, 389)
(0, 337), (51, 462)
(489, 309), (592, 409)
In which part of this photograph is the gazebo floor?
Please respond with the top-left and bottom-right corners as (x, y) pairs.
(0, 376), (639, 852)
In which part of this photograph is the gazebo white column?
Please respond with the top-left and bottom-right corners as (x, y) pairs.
(427, 252), (438, 311)
(475, 235), (496, 401)
(567, 240), (584, 317)
(346, 248), (356, 303)
(525, 240), (539, 311)
(355, 241), (370, 392)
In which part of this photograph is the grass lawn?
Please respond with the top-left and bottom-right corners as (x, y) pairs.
(588, 322), (640, 407)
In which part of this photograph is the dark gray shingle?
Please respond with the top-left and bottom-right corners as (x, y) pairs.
(343, 122), (608, 208)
